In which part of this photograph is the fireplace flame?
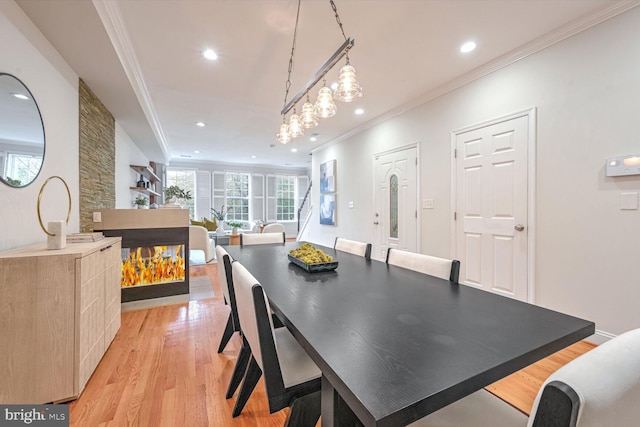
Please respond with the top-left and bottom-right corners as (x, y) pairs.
(121, 245), (185, 287)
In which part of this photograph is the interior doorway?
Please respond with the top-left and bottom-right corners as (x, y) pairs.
(373, 145), (418, 260)
(453, 109), (535, 302)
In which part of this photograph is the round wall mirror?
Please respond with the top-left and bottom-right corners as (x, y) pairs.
(0, 73), (45, 188)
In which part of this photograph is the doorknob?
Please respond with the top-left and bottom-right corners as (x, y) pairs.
(514, 224), (525, 231)
(373, 221), (379, 225)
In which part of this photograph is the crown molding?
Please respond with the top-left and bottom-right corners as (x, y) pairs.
(313, 0), (640, 154)
(92, 0), (171, 164)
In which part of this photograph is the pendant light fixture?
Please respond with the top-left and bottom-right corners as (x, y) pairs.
(314, 79), (337, 118)
(275, 0), (363, 144)
(288, 109), (304, 138)
(300, 94), (318, 129)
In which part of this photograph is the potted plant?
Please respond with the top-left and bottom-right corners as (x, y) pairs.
(164, 185), (192, 204)
(227, 221), (243, 235)
(211, 206), (229, 235)
(134, 196), (148, 209)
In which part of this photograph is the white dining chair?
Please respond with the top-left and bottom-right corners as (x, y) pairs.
(262, 222), (285, 234)
(334, 237), (372, 259)
(386, 248), (460, 284)
(188, 225), (215, 263)
(240, 231), (285, 246)
(231, 261), (321, 425)
(215, 245), (239, 353)
(411, 328), (640, 426)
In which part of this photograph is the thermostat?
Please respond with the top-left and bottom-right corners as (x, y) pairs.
(606, 154), (640, 177)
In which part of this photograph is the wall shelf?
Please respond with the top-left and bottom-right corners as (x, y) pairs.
(130, 162), (161, 204)
(129, 187), (160, 197)
(130, 164), (161, 184)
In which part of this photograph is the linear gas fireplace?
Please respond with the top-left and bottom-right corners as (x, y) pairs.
(121, 244), (185, 287)
(94, 209), (190, 302)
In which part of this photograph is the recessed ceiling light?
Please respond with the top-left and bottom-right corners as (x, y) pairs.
(310, 133), (318, 142)
(291, 148), (298, 153)
(195, 122), (206, 127)
(355, 108), (364, 115)
(330, 82), (339, 91)
(12, 93), (29, 100)
(202, 49), (218, 60)
(460, 41), (476, 53)
(251, 155), (257, 159)
(194, 150), (200, 154)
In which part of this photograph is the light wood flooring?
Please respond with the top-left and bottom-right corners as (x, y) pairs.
(68, 262), (595, 426)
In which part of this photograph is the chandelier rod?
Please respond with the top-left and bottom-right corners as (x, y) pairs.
(280, 37), (354, 116)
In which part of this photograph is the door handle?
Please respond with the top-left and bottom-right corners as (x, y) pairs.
(514, 224), (525, 231)
(373, 221), (379, 225)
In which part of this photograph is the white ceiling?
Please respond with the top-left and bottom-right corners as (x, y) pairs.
(15, 0), (630, 169)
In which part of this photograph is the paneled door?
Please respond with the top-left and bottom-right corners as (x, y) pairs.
(373, 146), (418, 260)
(454, 111), (533, 301)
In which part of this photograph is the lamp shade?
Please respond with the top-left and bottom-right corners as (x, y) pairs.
(300, 99), (318, 129)
(335, 63), (363, 102)
(276, 121), (291, 144)
(288, 112), (304, 138)
(314, 85), (337, 118)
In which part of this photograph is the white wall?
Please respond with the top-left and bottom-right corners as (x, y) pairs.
(306, 8), (640, 338)
(115, 122), (150, 209)
(0, 2), (79, 251)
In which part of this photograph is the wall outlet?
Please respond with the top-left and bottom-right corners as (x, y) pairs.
(422, 199), (434, 209)
(92, 212), (102, 222)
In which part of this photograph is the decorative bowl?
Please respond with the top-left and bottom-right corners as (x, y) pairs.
(287, 254), (338, 273)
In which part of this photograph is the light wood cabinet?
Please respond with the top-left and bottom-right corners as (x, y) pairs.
(0, 237), (122, 403)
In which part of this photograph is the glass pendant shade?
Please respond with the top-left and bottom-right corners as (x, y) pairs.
(288, 111), (304, 138)
(314, 84), (337, 118)
(276, 121), (291, 144)
(335, 63), (363, 102)
(300, 98), (318, 129)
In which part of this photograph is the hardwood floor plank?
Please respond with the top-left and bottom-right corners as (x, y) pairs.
(485, 340), (596, 414)
(68, 261), (592, 425)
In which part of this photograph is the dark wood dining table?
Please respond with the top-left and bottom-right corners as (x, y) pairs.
(225, 242), (595, 427)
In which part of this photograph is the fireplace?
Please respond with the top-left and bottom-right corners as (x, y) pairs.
(101, 226), (189, 302)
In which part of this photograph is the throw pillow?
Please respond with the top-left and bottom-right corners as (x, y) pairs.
(203, 217), (218, 231)
(191, 219), (205, 227)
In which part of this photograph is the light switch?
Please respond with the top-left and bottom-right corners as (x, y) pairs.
(422, 199), (434, 209)
(620, 192), (639, 210)
(93, 212), (102, 222)
(348, 201), (354, 209)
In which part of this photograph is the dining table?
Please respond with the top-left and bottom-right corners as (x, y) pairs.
(225, 242), (595, 427)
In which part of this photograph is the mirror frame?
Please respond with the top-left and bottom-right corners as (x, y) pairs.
(0, 72), (46, 188)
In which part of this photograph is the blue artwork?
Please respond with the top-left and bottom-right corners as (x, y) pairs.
(320, 193), (335, 225)
(320, 160), (335, 193)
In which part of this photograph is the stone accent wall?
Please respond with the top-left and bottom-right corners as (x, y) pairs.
(79, 79), (115, 232)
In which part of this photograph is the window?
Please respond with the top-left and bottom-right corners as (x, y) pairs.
(4, 153), (42, 185)
(390, 174), (398, 238)
(225, 172), (249, 221)
(276, 176), (296, 222)
(165, 168), (196, 218)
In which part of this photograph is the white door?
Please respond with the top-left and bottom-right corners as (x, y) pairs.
(454, 112), (532, 301)
(373, 146), (418, 260)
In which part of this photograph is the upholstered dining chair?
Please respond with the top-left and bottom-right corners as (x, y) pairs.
(215, 245), (239, 353)
(188, 225), (215, 263)
(410, 327), (640, 426)
(240, 231), (285, 246)
(215, 245), (253, 404)
(262, 222), (285, 234)
(386, 248), (460, 284)
(230, 261), (322, 426)
(334, 237), (372, 259)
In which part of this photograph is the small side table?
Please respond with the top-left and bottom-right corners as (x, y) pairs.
(210, 234), (229, 246)
(229, 234), (241, 246)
